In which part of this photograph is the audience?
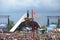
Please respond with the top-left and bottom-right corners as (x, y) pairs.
(0, 32), (60, 40)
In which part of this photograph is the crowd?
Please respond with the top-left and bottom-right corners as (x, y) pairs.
(0, 32), (60, 40)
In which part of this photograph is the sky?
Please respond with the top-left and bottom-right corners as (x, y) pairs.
(0, 0), (60, 25)
(0, 0), (60, 13)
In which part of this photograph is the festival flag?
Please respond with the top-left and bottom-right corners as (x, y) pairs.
(31, 9), (35, 15)
(31, 9), (35, 30)
(35, 14), (40, 19)
(31, 9), (40, 20)
(31, 9), (40, 40)
(31, 9), (35, 40)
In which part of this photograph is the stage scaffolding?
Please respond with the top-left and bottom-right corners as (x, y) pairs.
(47, 16), (60, 27)
(0, 15), (10, 27)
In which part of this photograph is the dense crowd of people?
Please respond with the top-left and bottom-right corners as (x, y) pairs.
(0, 32), (60, 40)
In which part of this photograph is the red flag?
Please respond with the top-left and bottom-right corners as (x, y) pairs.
(31, 9), (35, 31)
(31, 9), (40, 20)
(32, 9), (35, 15)
(31, 9), (35, 40)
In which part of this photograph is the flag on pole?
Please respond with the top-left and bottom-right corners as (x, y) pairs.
(32, 9), (40, 20)
(31, 9), (35, 31)
(35, 14), (40, 19)
(31, 9), (40, 40)
(31, 9), (35, 40)
(32, 9), (35, 15)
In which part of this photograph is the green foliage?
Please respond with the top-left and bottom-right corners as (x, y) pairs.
(42, 25), (46, 29)
(42, 25), (47, 31)
(7, 20), (14, 31)
(51, 22), (57, 24)
(58, 24), (60, 28)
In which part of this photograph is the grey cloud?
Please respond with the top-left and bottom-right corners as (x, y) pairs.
(0, 0), (60, 13)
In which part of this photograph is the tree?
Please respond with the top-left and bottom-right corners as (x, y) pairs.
(7, 20), (14, 31)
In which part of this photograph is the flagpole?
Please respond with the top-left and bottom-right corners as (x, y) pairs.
(32, 9), (35, 40)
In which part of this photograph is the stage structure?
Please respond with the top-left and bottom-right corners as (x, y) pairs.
(10, 10), (40, 32)
(47, 16), (60, 27)
(0, 15), (10, 31)
(15, 11), (39, 32)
